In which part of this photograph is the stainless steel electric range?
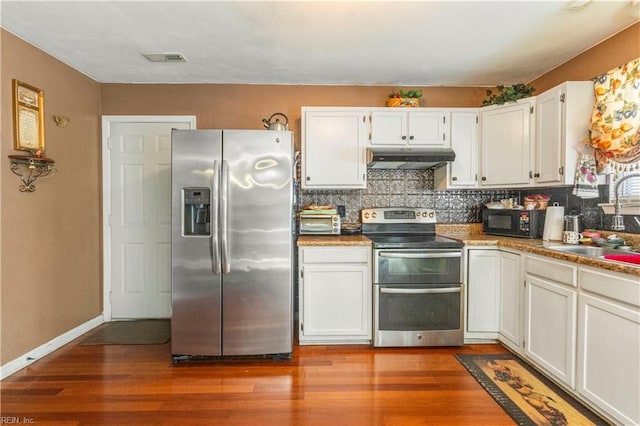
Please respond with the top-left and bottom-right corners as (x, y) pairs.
(361, 207), (464, 347)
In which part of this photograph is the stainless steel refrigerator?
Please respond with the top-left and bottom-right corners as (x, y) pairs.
(171, 129), (294, 360)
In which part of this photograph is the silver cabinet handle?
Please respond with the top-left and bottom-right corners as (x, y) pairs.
(378, 252), (461, 259)
(221, 160), (230, 274)
(211, 160), (221, 274)
(380, 287), (461, 295)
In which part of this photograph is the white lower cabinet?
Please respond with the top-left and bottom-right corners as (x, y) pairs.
(464, 248), (638, 425)
(576, 267), (640, 426)
(498, 250), (522, 353)
(524, 274), (577, 388)
(524, 255), (577, 388)
(298, 246), (372, 344)
(466, 248), (500, 340)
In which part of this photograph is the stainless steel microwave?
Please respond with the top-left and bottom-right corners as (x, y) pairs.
(299, 214), (341, 235)
(482, 207), (546, 239)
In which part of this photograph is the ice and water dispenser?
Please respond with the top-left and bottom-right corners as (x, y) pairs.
(183, 187), (210, 236)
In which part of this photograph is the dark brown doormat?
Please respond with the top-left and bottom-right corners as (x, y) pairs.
(80, 319), (170, 345)
(456, 353), (608, 426)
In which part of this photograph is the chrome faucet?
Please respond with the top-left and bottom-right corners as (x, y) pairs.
(612, 171), (640, 231)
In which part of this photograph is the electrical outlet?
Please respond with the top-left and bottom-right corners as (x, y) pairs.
(337, 205), (346, 218)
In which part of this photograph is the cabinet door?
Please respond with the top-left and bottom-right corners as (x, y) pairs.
(408, 110), (447, 146)
(467, 249), (500, 333)
(302, 108), (367, 189)
(499, 251), (521, 349)
(300, 264), (371, 339)
(534, 81), (593, 186)
(577, 293), (640, 426)
(525, 274), (577, 388)
(369, 109), (448, 147)
(449, 110), (478, 187)
(370, 110), (407, 145)
(480, 99), (533, 186)
(535, 86), (563, 184)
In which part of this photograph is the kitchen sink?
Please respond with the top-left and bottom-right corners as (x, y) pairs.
(544, 245), (622, 258)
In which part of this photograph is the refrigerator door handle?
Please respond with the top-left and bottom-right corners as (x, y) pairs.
(211, 160), (221, 274)
(221, 160), (230, 274)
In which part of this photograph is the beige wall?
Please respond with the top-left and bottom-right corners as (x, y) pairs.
(101, 85), (488, 151)
(529, 22), (640, 92)
(1, 30), (102, 363)
(1, 21), (638, 367)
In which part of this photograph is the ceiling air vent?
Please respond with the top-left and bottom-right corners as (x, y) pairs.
(142, 53), (187, 63)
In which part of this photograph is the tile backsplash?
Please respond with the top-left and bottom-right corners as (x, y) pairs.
(298, 168), (640, 234)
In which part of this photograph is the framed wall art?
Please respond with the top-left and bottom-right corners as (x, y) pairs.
(12, 79), (45, 152)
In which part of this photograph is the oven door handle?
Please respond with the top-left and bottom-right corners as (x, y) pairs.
(380, 287), (461, 295)
(378, 252), (461, 259)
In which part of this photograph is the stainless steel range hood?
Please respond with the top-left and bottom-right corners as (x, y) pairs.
(367, 148), (456, 170)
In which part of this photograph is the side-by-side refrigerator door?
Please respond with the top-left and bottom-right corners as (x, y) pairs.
(221, 130), (294, 356)
(171, 129), (222, 357)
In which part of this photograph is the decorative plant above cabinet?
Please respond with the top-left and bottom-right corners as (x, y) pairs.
(482, 83), (535, 106)
(387, 88), (423, 107)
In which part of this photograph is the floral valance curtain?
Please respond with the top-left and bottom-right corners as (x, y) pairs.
(590, 57), (640, 172)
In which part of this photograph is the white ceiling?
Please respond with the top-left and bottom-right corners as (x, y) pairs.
(1, 0), (639, 86)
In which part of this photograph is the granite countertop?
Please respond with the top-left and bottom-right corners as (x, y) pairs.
(438, 230), (640, 277)
(296, 235), (372, 246)
(297, 225), (640, 277)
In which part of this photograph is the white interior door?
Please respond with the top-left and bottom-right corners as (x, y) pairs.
(103, 117), (195, 319)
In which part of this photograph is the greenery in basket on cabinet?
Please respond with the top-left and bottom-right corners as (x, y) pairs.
(482, 83), (535, 106)
(388, 89), (423, 99)
(387, 89), (423, 107)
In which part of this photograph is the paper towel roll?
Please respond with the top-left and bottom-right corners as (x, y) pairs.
(543, 206), (565, 241)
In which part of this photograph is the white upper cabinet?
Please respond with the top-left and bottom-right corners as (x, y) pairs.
(302, 107), (368, 189)
(479, 97), (535, 187)
(534, 81), (594, 185)
(448, 109), (479, 188)
(369, 108), (449, 147)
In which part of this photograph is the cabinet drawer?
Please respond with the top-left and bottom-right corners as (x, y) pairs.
(526, 255), (577, 287)
(579, 267), (640, 307)
(301, 247), (370, 264)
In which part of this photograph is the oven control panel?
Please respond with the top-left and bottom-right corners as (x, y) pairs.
(361, 207), (437, 224)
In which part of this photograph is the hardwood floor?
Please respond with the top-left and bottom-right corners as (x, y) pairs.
(1, 337), (513, 425)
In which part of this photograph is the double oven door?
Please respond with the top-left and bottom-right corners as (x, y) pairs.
(373, 248), (463, 347)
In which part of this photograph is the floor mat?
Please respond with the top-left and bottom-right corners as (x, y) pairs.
(80, 319), (170, 345)
(456, 353), (608, 426)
